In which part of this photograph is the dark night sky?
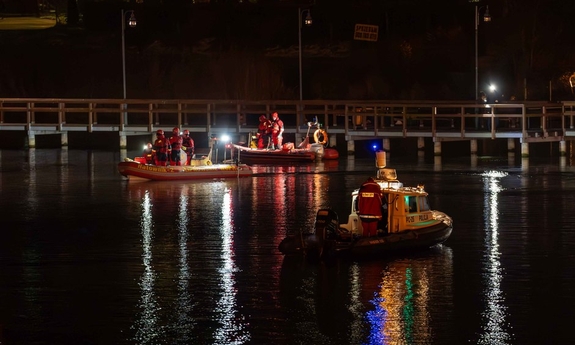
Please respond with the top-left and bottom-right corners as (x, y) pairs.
(1, 0), (574, 100)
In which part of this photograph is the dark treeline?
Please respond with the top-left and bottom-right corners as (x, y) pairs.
(1, 0), (575, 101)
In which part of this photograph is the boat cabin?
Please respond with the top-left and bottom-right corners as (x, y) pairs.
(339, 168), (443, 236)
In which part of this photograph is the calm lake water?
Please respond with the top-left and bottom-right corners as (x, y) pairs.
(1, 148), (575, 345)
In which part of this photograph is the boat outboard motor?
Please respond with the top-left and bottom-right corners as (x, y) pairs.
(314, 209), (339, 240)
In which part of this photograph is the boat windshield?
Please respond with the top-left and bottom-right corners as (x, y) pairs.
(405, 195), (431, 213)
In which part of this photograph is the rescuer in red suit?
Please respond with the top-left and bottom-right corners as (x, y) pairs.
(257, 115), (271, 149)
(358, 177), (383, 237)
(153, 129), (169, 166)
(143, 142), (154, 164)
(270, 112), (284, 150)
(181, 129), (194, 165)
(169, 127), (183, 166)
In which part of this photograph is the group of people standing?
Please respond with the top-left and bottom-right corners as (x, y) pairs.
(143, 127), (195, 166)
(256, 112), (284, 150)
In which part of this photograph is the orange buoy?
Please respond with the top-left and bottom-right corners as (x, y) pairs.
(323, 148), (339, 160)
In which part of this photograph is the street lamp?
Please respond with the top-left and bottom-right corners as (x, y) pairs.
(470, 1), (491, 100)
(121, 9), (137, 99)
(298, 8), (312, 104)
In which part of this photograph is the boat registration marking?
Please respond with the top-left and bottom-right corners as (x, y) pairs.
(137, 164), (172, 173)
(136, 164), (238, 173)
(406, 213), (430, 223)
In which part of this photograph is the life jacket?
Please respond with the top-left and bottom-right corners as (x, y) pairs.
(154, 136), (169, 153)
(271, 119), (283, 135)
(258, 120), (271, 134)
(169, 135), (182, 150)
(358, 180), (383, 218)
(182, 136), (194, 154)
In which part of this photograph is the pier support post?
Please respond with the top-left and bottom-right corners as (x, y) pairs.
(119, 132), (127, 150)
(507, 138), (515, 153)
(417, 137), (425, 152)
(329, 133), (337, 147)
(560, 140), (566, 156)
(470, 140), (478, 155)
(382, 138), (391, 152)
(27, 131), (36, 149)
(521, 142), (529, 158)
(61, 132), (68, 147)
(521, 157), (529, 171)
(347, 140), (355, 155)
(433, 141), (441, 156)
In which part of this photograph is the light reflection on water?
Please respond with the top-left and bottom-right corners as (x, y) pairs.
(213, 188), (250, 345)
(363, 246), (454, 345)
(132, 191), (162, 344)
(478, 171), (511, 345)
(2, 149), (575, 344)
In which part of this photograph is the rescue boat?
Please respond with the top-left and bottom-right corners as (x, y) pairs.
(233, 143), (318, 164)
(118, 160), (253, 181)
(118, 148), (253, 181)
(232, 120), (338, 164)
(278, 151), (453, 261)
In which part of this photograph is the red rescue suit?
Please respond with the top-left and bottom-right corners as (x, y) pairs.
(357, 177), (383, 237)
(169, 134), (183, 166)
(257, 115), (272, 149)
(270, 112), (284, 148)
(143, 143), (154, 164)
(182, 135), (194, 165)
(153, 135), (169, 166)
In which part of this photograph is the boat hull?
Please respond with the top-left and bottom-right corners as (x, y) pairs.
(323, 148), (339, 160)
(342, 222), (452, 258)
(278, 221), (452, 260)
(118, 160), (253, 181)
(235, 147), (316, 164)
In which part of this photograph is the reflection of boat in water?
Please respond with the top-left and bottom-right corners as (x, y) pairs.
(279, 151), (453, 261)
(362, 246), (454, 344)
(279, 245), (454, 344)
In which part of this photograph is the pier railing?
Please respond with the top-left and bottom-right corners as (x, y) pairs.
(1, 98), (574, 143)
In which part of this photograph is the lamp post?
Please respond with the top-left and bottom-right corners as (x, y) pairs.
(121, 9), (137, 99)
(298, 8), (312, 106)
(471, 1), (491, 100)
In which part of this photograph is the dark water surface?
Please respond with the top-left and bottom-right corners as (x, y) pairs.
(1, 149), (575, 345)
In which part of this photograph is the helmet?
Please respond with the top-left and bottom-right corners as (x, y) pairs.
(259, 115), (267, 122)
(156, 129), (164, 136)
(173, 127), (180, 133)
(272, 112), (278, 119)
(183, 129), (190, 135)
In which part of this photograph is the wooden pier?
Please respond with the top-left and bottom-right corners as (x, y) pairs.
(1, 98), (575, 157)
